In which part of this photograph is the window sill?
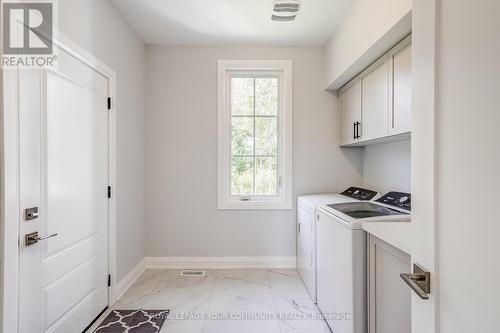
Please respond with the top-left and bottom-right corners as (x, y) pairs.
(218, 200), (292, 210)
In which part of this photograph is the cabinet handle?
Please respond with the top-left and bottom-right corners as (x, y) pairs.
(355, 121), (361, 139)
(353, 122), (356, 140)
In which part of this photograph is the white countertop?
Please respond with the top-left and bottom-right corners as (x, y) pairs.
(362, 222), (412, 254)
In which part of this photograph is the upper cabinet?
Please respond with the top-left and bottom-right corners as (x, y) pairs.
(339, 35), (412, 147)
(340, 79), (362, 145)
(389, 38), (412, 135)
(361, 55), (390, 141)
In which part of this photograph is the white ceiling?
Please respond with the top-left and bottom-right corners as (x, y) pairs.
(111, 0), (353, 45)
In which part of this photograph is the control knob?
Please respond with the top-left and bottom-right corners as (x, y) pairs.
(399, 196), (410, 204)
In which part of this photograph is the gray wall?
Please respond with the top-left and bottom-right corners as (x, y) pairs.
(325, 0), (411, 87)
(55, 1), (411, 265)
(145, 45), (363, 257)
(362, 140), (411, 194)
(58, 0), (147, 280)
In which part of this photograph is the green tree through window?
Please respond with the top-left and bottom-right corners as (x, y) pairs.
(230, 76), (279, 196)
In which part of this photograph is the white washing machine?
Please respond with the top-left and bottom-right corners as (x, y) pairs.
(316, 192), (411, 333)
(297, 187), (379, 302)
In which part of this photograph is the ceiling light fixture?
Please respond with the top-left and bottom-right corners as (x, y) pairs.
(271, 0), (301, 21)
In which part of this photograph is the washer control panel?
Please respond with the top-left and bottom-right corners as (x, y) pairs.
(341, 187), (378, 201)
(376, 192), (411, 211)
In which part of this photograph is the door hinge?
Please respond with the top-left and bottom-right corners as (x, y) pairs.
(107, 186), (112, 198)
(108, 274), (111, 287)
(107, 97), (112, 110)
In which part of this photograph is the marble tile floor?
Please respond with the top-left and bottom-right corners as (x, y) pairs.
(88, 269), (332, 333)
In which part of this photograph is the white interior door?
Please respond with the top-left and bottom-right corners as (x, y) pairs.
(18, 45), (109, 333)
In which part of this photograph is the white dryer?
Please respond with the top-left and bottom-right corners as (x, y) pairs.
(297, 187), (379, 302)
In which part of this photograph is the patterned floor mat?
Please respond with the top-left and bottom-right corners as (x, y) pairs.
(94, 309), (169, 332)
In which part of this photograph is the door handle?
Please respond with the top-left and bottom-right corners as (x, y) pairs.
(25, 231), (58, 246)
(400, 263), (431, 300)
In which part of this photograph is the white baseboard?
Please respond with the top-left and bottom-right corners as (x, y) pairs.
(114, 259), (146, 302)
(144, 256), (297, 269)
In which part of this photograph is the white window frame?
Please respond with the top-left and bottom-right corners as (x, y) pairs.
(218, 59), (293, 210)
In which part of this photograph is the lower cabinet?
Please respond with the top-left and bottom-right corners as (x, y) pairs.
(368, 235), (411, 333)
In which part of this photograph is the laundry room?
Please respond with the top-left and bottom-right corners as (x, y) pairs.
(1, 1), (499, 333)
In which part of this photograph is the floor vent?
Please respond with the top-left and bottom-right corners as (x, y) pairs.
(180, 270), (206, 277)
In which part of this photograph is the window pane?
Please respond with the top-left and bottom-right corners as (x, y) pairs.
(255, 78), (278, 115)
(231, 78), (254, 115)
(231, 117), (254, 155)
(231, 157), (254, 195)
(255, 117), (277, 156)
(255, 157), (278, 195)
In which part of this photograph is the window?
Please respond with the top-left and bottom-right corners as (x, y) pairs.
(218, 60), (292, 209)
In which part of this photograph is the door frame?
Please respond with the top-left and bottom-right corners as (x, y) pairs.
(1, 33), (118, 333)
(411, 0), (439, 332)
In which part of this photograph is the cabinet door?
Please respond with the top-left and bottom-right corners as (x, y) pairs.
(368, 235), (411, 333)
(297, 207), (314, 297)
(340, 79), (361, 145)
(389, 39), (412, 135)
(361, 56), (389, 141)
